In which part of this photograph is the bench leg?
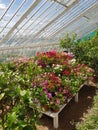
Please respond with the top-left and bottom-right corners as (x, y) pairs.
(75, 93), (78, 102)
(53, 115), (58, 128)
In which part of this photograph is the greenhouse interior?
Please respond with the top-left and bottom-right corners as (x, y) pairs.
(0, 0), (98, 130)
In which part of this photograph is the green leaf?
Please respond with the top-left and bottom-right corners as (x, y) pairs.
(20, 90), (26, 96)
(0, 93), (5, 100)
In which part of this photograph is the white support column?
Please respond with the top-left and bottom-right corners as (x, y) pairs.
(53, 115), (59, 129)
(75, 93), (78, 102)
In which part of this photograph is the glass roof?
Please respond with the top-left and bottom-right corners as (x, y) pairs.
(0, 0), (98, 50)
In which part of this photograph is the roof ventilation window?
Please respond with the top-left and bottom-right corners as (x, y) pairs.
(52, 0), (78, 7)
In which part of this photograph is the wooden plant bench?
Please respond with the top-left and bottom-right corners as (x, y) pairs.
(41, 93), (79, 129)
(41, 82), (95, 129)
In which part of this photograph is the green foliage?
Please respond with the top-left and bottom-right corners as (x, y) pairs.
(86, 46), (98, 73)
(59, 33), (77, 51)
(0, 60), (41, 130)
(3, 93), (39, 130)
(59, 29), (98, 77)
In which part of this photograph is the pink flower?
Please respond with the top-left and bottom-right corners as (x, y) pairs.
(59, 87), (63, 92)
(67, 53), (73, 59)
(55, 92), (58, 95)
(34, 98), (39, 104)
(56, 99), (60, 105)
(47, 93), (52, 98)
(63, 90), (69, 95)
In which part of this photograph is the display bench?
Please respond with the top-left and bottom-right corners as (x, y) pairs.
(41, 81), (96, 129)
(41, 92), (79, 129)
(41, 80), (95, 128)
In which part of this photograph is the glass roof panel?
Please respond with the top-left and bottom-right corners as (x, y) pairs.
(0, 0), (98, 49)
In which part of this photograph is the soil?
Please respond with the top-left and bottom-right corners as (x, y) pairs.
(39, 85), (97, 130)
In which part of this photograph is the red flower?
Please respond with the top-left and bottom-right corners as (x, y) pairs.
(63, 70), (70, 76)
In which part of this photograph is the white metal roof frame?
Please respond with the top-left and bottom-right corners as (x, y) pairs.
(0, 0), (98, 50)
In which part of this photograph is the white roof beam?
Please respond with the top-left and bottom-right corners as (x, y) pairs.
(54, 0), (68, 7)
(0, 0), (15, 20)
(17, 0), (79, 46)
(0, 0), (27, 34)
(0, 0), (41, 45)
(11, 2), (58, 46)
(7, 0), (47, 43)
(0, 42), (59, 51)
(32, 0), (79, 38)
(70, 12), (98, 35)
(39, 1), (96, 39)
(47, 1), (98, 39)
(78, 25), (98, 39)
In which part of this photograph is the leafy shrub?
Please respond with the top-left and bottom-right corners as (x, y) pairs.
(59, 29), (98, 79)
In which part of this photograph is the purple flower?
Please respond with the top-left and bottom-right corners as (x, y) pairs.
(47, 93), (52, 98)
(44, 89), (47, 94)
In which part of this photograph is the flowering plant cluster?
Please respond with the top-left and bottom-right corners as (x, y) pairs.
(35, 50), (73, 68)
(0, 50), (93, 113)
(33, 50), (93, 111)
(32, 72), (71, 111)
(0, 50), (94, 130)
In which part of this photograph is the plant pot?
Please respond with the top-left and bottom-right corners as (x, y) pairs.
(41, 104), (49, 112)
(51, 107), (60, 112)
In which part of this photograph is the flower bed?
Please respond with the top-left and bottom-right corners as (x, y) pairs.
(0, 50), (93, 129)
(33, 50), (93, 112)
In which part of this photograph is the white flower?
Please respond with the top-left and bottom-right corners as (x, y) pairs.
(70, 59), (76, 64)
